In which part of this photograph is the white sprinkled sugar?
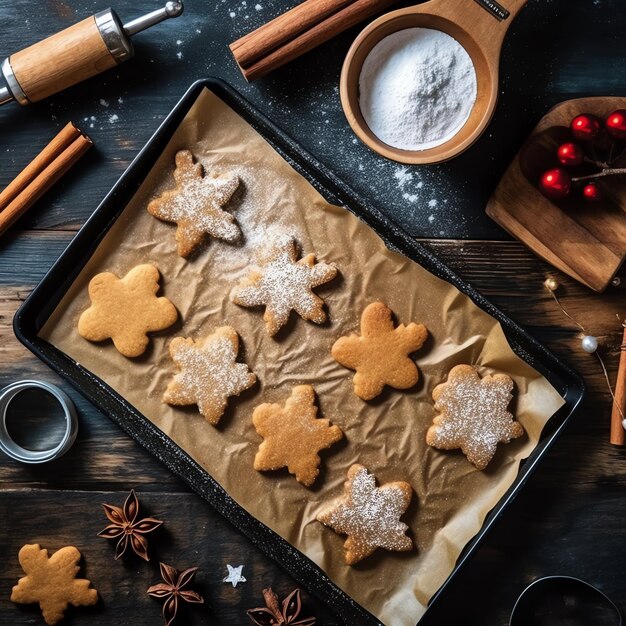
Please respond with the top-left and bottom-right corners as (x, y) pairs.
(317, 465), (413, 564)
(164, 329), (256, 425)
(426, 366), (524, 470)
(358, 28), (477, 151)
(232, 235), (337, 336)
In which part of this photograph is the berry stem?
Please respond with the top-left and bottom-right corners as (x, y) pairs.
(572, 167), (626, 183)
(583, 156), (610, 169)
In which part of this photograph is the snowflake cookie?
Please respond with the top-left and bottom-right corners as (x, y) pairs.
(163, 327), (256, 425)
(331, 302), (428, 400)
(231, 235), (338, 336)
(148, 150), (240, 257)
(253, 385), (343, 487)
(11, 544), (98, 625)
(317, 464), (413, 565)
(78, 264), (177, 358)
(426, 364), (525, 470)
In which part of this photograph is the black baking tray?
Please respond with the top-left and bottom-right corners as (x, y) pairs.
(14, 78), (585, 626)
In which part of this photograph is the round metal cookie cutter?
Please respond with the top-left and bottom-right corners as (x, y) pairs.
(0, 380), (78, 463)
(510, 576), (622, 626)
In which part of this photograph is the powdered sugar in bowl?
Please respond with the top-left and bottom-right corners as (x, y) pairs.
(340, 0), (528, 165)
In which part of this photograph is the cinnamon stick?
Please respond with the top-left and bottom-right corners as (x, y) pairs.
(0, 124), (92, 237)
(231, 0), (355, 69)
(0, 122), (82, 212)
(610, 326), (626, 446)
(230, 0), (397, 81)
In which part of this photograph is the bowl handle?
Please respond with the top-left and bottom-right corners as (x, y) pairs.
(421, 0), (528, 58)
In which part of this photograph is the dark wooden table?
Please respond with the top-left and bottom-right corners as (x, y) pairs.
(1, 1), (625, 625)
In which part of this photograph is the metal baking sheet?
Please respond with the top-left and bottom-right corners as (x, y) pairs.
(13, 78), (585, 625)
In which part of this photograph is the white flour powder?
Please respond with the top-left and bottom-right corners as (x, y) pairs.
(358, 28), (477, 151)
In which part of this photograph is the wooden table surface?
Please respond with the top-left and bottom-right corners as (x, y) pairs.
(1, 1), (626, 625)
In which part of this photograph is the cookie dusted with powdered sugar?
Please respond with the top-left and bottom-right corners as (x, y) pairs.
(163, 327), (256, 425)
(426, 364), (524, 470)
(317, 464), (413, 565)
(231, 235), (338, 336)
(148, 150), (240, 258)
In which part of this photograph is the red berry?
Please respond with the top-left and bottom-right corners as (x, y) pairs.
(571, 114), (600, 141)
(557, 142), (584, 166)
(539, 168), (571, 199)
(583, 182), (602, 202)
(606, 109), (626, 139)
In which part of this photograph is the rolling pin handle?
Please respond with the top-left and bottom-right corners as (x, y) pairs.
(123, 1), (184, 37)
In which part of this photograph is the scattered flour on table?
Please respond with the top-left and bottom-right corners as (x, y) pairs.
(359, 28), (477, 151)
(394, 167), (413, 189)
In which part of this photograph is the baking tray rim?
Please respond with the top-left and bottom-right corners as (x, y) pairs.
(13, 77), (586, 626)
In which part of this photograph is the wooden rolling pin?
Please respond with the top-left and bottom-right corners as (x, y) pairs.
(0, 2), (183, 106)
(230, 0), (398, 81)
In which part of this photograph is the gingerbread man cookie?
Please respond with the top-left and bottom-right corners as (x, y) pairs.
(163, 326), (256, 425)
(78, 264), (177, 358)
(231, 235), (338, 336)
(148, 150), (240, 258)
(253, 385), (343, 487)
(317, 464), (413, 565)
(331, 302), (428, 400)
(426, 365), (524, 470)
(11, 544), (98, 626)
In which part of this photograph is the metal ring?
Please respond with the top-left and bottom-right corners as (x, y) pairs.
(1, 58), (29, 105)
(94, 9), (134, 64)
(0, 380), (78, 464)
(510, 576), (622, 626)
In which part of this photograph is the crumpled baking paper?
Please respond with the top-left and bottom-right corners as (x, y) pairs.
(40, 88), (564, 626)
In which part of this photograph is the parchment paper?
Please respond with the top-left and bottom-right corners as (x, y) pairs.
(40, 88), (564, 626)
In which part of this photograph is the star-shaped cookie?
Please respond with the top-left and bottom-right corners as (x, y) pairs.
(253, 385), (343, 487)
(78, 264), (177, 357)
(11, 544), (98, 625)
(163, 326), (256, 425)
(426, 365), (524, 470)
(331, 302), (428, 400)
(148, 150), (240, 257)
(317, 464), (413, 565)
(231, 235), (338, 336)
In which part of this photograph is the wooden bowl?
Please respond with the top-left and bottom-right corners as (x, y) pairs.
(340, 0), (527, 165)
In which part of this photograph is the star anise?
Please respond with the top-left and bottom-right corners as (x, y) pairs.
(97, 489), (163, 561)
(247, 588), (315, 625)
(147, 562), (204, 626)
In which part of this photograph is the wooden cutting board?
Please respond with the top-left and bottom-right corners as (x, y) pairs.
(486, 97), (626, 292)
